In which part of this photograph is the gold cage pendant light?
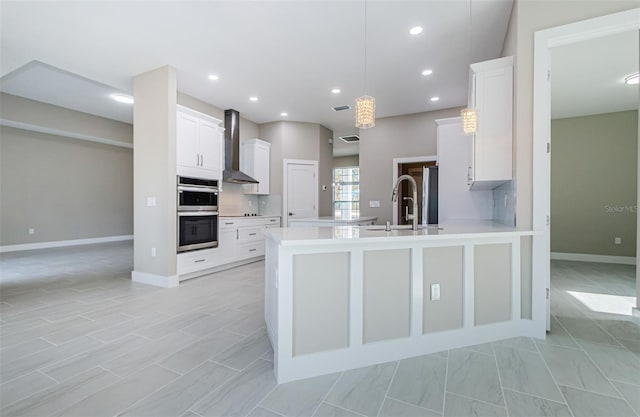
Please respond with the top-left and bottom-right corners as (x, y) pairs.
(355, 0), (375, 129)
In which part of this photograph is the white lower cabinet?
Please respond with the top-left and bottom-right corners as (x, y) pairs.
(177, 216), (280, 279)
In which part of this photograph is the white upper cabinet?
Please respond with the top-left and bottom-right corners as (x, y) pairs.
(467, 56), (513, 190)
(176, 105), (223, 180)
(241, 138), (271, 195)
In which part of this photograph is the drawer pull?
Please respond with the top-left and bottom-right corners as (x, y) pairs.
(249, 233), (257, 236)
(225, 222), (234, 225)
(249, 248), (257, 252)
(194, 259), (206, 263)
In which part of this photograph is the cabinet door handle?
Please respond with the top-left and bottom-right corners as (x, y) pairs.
(201, 154), (204, 166)
(236, 230), (239, 239)
(249, 232), (257, 236)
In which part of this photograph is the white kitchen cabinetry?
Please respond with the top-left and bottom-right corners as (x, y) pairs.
(177, 216), (280, 280)
(436, 117), (493, 221)
(467, 56), (513, 190)
(241, 138), (271, 195)
(176, 105), (223, 180)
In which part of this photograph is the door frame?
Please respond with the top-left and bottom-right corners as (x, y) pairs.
(392, 156), (437, 225)
(532, 9), (640, 330)
(283, 159), (319, 226)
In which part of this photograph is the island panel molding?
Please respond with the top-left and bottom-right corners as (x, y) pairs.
(474, 243), (512, 325)
(264, 223), (540, 383)
(423, 246), (464, 334)
(363, 249), (411, 344)
(292, 252), (350, 356)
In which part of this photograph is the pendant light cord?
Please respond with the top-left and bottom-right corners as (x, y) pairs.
(469, 0), (472, 66)
(364, 0), (368, 93)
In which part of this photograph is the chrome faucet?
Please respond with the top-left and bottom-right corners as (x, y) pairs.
(392, 174), (418, 231)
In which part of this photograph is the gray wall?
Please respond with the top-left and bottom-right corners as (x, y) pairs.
(258, 121), (334, 217)
(551, 111), (638, 257)
(359, 108), (462, 223)
(0, 127), (133, 246)
(0, 94), (133, 246)
(318, 125), (334, 216)
(133, 66), (177, 279)
(333, 155), (359, 168)
(0, 93), (133, 145)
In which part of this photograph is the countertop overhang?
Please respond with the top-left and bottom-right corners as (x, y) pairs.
(265, 220), (540, 247)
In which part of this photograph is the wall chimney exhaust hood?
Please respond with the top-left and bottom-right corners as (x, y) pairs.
(223, 109), (259, 184)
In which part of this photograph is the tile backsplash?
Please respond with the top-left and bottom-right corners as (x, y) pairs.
(493, 180), (516, 226)
(218, 183), (281, 217)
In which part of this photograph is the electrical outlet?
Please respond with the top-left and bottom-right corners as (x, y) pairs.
(28, 228), (35, 235)
(614, 237), (622, 245)
(146, 197), (156, 207)
(431, 283), (441, 301)
(151, 247), (157, 257)
(369, 200), (380, 208)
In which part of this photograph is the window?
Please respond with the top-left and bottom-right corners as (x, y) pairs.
(333, 167), (359, 219)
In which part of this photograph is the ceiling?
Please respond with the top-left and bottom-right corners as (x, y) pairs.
(0, 1), (514, 156)
(550, 30), (639, 119)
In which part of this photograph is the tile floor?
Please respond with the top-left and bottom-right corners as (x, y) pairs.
(0, 242), (639, 417)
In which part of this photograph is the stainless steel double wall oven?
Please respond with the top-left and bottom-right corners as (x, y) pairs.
(177, 176), (219, 252)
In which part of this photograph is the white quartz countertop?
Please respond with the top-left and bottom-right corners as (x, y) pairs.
(288, 216), (378, 223)
(219, 215), (280, 219)
(265, 220), (539, 246)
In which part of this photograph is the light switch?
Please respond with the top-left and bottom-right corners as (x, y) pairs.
(369, 200), (380, 208)
(146, 197), (156, 207)
(431, 283), (441, 301)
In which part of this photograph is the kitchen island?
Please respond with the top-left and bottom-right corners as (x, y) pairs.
(288, 215), (377, 227)
(264, 222), (544, 383)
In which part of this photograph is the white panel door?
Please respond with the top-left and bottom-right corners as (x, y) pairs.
(176, 111), (199, 169)
(286, 162), (317, 226)
(198, 120), (222, 179)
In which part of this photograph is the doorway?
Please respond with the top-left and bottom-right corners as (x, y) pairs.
(396, 161), (437, 225)
(532, 10), (640, 330)
(392, 156), (437, 226)
(283, 159), (318, 226)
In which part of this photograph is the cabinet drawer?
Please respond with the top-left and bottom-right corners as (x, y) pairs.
(238, 227), (263, 243)
(177, 249), (219, 275)
(220, 219), (238, 229)
(264, 217), (280, 226)
(238, 242), (264, 260)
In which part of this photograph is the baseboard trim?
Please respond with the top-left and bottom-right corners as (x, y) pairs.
(131, 271), (179, 288)
(551, 252), (636, 265)
(0, 235), (133, 253)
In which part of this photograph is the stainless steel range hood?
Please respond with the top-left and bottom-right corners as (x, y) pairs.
(223, 109), (259, 184)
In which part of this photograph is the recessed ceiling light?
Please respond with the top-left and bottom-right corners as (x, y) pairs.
(208, 74), (219, 81)
(409, 26), (423, 35)
(422, 69), (433, 76)
(331, 88), (341, 94)
(280, 112), (288, 117)
(624, 72), (639, 85)
(111, 94), (134, 104)
(430, 96), (440, 102)
(249, 96), (258, 102)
